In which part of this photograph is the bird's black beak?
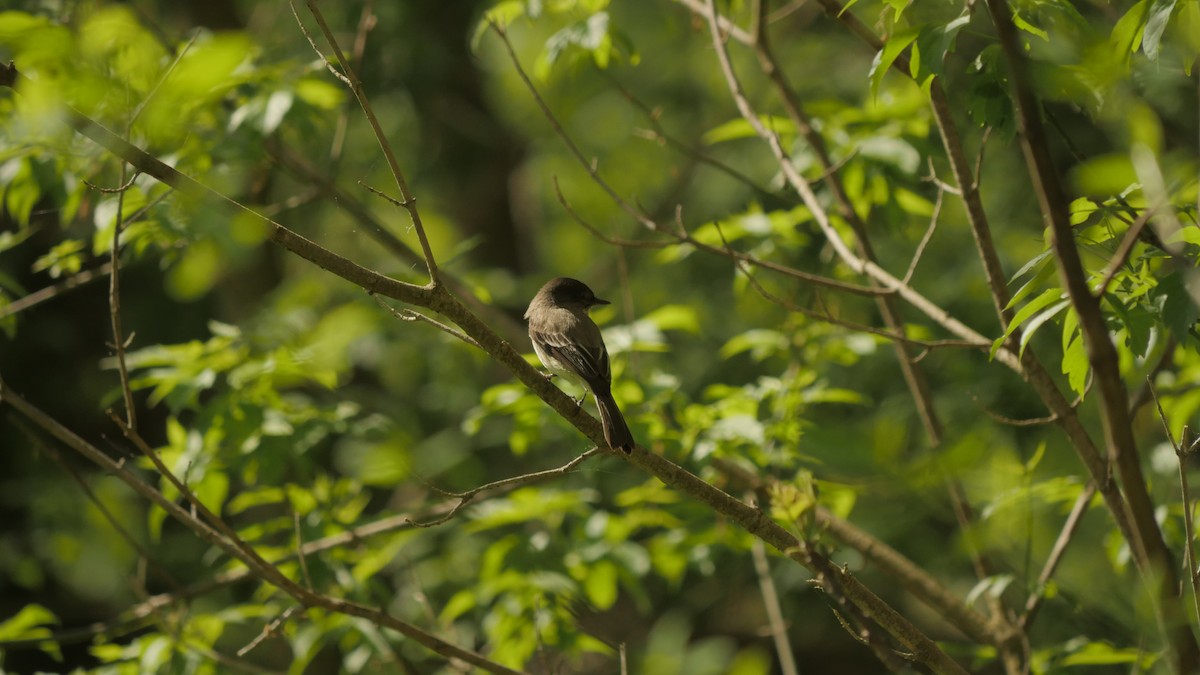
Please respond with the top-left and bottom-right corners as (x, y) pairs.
(592, 297), (611, 306)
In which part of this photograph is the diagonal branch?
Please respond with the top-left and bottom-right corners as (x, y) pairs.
(750, 0), (943, 446)
(740, 0), (1142, 613)
(106, 164), (137, 431)
(2, 59), (966, 675)
(1019, 482), (1095, 631)
(983, 0), (1196, 670)
(0, 377), (525, 675)
(489, 25), (890, 300)
(407, 447), (604, 528)
(295, 1), (439, 285)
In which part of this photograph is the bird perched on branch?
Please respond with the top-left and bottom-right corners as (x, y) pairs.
(525, 277), (635, 452)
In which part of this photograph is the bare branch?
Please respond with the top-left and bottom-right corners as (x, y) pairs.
(266, 142), (528, 346)
(904, 168), (946, 285)
(984, 0), (1195, 667)
(0, 377), (528, 675)
(1020, 483), (1097, 631)
(106, 163), (138, 431)
(1149, 381), (1200, 631)
(407, 448), (604, 528)
(799, 0), (1150, 629)
(1093, 207), (1156, 298)
(236, 606), (300, 658)
(298, 1), (439, 284)
(491, 24), (891, 299)
(714, 460), (999, 661)
(0, 261), (114, 320)
(373, 294), (481, 349)
(750, 0), (943, 446)
(750, 521), (799, 675)
(716, 222), (985, 350)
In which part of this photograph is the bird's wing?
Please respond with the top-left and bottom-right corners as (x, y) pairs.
(531, 327), (611, 387)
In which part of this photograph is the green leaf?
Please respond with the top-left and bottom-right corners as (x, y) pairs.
(1168, 227), (1200, 247)
(470, 1), (523, 49)
(1008, 262), (1057, 309)
(1111, 1), (1150, 57)
(857, 136), (920, 174)
(817, 480), (857, 519)
(1141, 0), (1177, 59)
(1018, 299), (1070, 357)
(1, 157), (41, 227)
(720, 329), (788, 361)
(31, 239), (86, 279)
(909, 13), (970, 87)
(703, 116), (796, 145)
(642, 304), (700, 333)
(294, 77), (344, 110)
(1071, 153), (1139, 197)
(537, 12), (613, 79)
(584, 559), (619, 610)
(894, 187), (933, 216)
(1009, 248), (1055, 284)
(1012, 10), (1049, 41)
(0, 603), (59, 639)
(991, 288), (1064, 358)
(1062, 333), (1090, 397)
(1155, 273), (1200, 343)
(1025, 441), (1047, 472)
(166, 239), (224, 300)
(0, 604), (61, 661)
(1061, 641), (1144, 666)
(440, 589), (477, 623)
(869, 25), (921, 99)
(261, 89), (294, 134)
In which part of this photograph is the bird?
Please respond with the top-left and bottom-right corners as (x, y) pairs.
(524, 277), (635, 452)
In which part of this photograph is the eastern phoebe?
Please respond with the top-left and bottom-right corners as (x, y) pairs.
(525, 277), (635, 452)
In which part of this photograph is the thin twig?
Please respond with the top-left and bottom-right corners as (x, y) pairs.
(553, 181), (672, 249)
(359, 180), (407, 207)
(129, 30), (201, 128)
(1093, 207), (1156, 298)
(0, 262), (114, 320)
(608, 73), (789, 205)
(696, 0), (1009, 370)
(106, 163), (138, 431)
(804, 0), (1140, 597)
(298, 0), (439, 284)
(328, 0), (376, 163)
(984, 0), (1195, 667)
(1149, 381), (1200, 631)
(972, 127), (993, 191)
(714, 460), (994, 663)
(750, 514), (799, 675)
(13, 417), (182, 594)
(291, 509), (314, 591)
(904, 167), (946, 285)
(716, 226), (985, 350)
(493, 23), (896, 300)
(0, 378), (527, 675)
(750, 0), (944, 447)
(236, 606), (300, 658)
(372, 293), (481, 348)
(407, 448), (604, 528)
(84, 172), (138, 193)
(266, 142), (528, 345)
(1020, 482), (1096, 631)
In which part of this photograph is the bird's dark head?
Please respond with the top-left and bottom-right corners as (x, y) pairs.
(538, 277), (610, 310)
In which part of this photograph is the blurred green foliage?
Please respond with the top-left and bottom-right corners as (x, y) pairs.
(0, 0), (1198, 673)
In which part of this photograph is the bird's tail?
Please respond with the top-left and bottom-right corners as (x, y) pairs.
(594, 389), (635, 453)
